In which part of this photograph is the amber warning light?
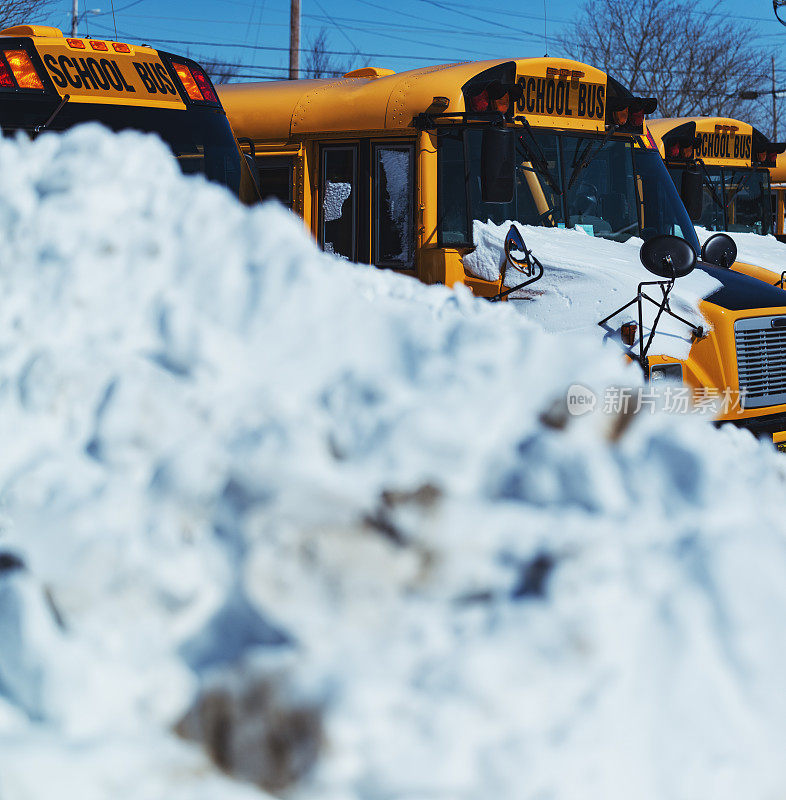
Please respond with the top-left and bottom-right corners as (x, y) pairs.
(0, 49), (44, 90)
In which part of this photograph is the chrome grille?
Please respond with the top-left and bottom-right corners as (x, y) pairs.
(735, 315), (786, 409)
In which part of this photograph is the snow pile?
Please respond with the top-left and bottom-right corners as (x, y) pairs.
(1, 126), (786, 800)
(465, 220), (721, 359)
(696, 225), (786, 277)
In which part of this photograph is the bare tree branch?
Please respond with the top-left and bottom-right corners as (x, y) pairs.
(0, 0), (58, 30)
(557, 0), (775, 135)
(303, 27), (369, 79)
(198, 58), (243, 85)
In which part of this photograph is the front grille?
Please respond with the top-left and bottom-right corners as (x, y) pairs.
(735, 316), (786, 409)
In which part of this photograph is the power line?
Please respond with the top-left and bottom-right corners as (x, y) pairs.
(109, 11), (539, 45)
(86, 27), (495, 63)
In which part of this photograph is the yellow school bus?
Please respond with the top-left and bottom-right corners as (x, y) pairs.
(220, 59), (786, 444)
(648, 117), (786, 282)
(0, 24), (258, 202)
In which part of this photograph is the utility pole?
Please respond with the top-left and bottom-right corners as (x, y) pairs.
(773, 55), (778, 140)
(71, 0), (79, 36)
(289, 0), (300, 80)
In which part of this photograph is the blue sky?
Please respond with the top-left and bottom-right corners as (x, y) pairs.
(36, 0), (786, 84)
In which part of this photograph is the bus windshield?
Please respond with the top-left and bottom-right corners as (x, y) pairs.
(2, 100), (244, 195)
(439, 127), (700, 253)
(668, 165), (772, 235)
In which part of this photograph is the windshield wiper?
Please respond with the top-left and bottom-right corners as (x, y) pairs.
(34, 94), (70, 134)
(724, 172), (751, 208)
(515, 117), (562, 197)
(567, 126), (617, 190)
(694, 159), (726, 214)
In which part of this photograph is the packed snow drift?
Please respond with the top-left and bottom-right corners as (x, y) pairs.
(696, 225), (786, 276)
(2, 126), (786, 800)
(465, 220), (721, 359)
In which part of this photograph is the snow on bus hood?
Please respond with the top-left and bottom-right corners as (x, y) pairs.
(3, 125), (786, 800)
(465, 221), (722, 360)
(696, 225), (786, 276)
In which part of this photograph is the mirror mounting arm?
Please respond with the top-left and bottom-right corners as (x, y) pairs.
(489, 224), (546, 302)
(598, 277), (704, 369)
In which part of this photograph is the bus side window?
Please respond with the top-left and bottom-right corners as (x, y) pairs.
(373, 143), (415, 268)
(320, 146), (357, 261)
(256, 156), (293, 208)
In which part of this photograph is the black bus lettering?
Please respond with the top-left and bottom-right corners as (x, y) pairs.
(545, 79), (555, 114)
(555, 80), (565, 115)
(146, 63), (167, 93)
(86, 58), (110, 90)
(526, 77), (536, 112)
(564, 83), (573, 115)
(154, 63), (176, 94)
(133, 62), (157, 92)
(73, 58), (97, 90)
(578, 83), (587, 116)
(109, 61), (136, 92)
(595, 86), (605, 118)
(100, 58), (124, 90)
(587, 85), (596, 118)
(535, 78), (545, 114)
(44, 53), (68, 88)
(58, 55), (82, 89)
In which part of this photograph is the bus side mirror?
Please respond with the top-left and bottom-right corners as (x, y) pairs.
(481, 127), (514, 204)
(700, 232), (737, 269)
(640, 234), (697, 279)
(680, 168), (703, 221)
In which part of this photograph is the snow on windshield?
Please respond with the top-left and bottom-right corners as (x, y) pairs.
(465, 220), (722, 360)
(2, 124), (786, 800)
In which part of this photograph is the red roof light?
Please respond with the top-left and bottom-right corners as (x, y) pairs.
(0, 55), (14, 88)
(190, 66), (218, 103)
(630, 108), (645, 127)
(469, 88), (489, 112)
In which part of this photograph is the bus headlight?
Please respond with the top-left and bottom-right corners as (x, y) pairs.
(650, 363), (683, 383)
